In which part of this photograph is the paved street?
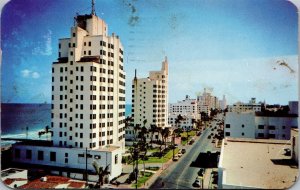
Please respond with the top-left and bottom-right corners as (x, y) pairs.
(150, 114), (223, 189)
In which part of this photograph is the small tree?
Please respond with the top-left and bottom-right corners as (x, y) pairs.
(92, 161), (110, 188)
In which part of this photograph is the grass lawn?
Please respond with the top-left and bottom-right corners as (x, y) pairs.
(137, 148), (179, 164)
(131, 172), (153, 188)
(180, 131), (196, 138)
(181, 139), (187, 145)
(148, 147), (160, 152)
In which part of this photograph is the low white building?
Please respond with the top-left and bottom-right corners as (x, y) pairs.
(1, 168), (28, 188)
(224, 111), (297, 140)
(169, 95), (198, 116)
(218, 138), (298, 189)
(168, 113), (199, 131)
(12, 141), (122, 181)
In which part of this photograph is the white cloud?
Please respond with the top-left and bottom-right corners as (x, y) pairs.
(32, 72), (40, 79)
(21, 69), (40, 79)
(21, 69), (31, 77)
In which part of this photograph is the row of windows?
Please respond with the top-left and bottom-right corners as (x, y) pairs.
(15, 149), (56, 162)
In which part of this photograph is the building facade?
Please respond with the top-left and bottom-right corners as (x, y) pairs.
(197, 88), (220, 115)
(168, 95), (200, 130)
(224, 111), (298, 140)
(131, 57), (169, 129)
(12, 8), (125, 180)
(228, 98), (262, 113)
(51, 14), (125, 150)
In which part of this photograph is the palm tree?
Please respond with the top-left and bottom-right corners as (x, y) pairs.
(157, 128), (163, 156)
(139, 126), (148, 143)
(133, 124), (141, 141)
(162, 128), (170, 150)
(149, 124), (158, 147)
(92, 161), (110, 188)
(138, 140), (149, 176)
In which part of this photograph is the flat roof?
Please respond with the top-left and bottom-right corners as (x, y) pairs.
(220, 138), (298, 189)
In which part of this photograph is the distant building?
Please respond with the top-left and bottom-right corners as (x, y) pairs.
(224, 111), (298, 140)
(1, 168), (28, 189)
(219, 95), (227, 110)
(197, 88), (220, 115)
(168, 113), (200, 131)
(169, 95), (198, 116)
(228, 98), (262, 113)
(12, 4), (124, 181)
(168, 95), (200, 130)
(131, 57), (169, 129)
(218, 138), (298, 189)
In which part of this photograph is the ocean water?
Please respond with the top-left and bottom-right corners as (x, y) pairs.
(1, 103), (132, 140)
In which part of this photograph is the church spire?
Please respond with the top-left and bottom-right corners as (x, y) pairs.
(91, 0), (96, 15)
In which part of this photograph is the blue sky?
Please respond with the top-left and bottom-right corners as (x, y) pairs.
(1, 0), (298, 105)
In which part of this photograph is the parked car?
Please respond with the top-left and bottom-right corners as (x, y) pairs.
(181, 149), (186, 154)
(193, 176), (202, 187)
(198, 168), (205, 176)
(177, 152), (182, 157)
(173, 155), (179, 161)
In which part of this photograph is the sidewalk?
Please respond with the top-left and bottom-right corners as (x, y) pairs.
(141, 158), (174, 188)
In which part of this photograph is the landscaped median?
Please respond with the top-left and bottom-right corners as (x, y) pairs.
(138, 147), (180, 164)
(180, 130), (197, 145)
(131, 172), (153, 188)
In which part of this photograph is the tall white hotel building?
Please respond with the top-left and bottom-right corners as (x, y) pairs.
(132, 58), (169, 129)
(12, 7), (125, 181)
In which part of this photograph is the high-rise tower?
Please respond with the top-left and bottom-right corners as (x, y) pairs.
(51, 5), (126, 151)
(132, 57), (169, 129)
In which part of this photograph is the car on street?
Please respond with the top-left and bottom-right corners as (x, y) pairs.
(193, 176), (202, 187)
(181, 149), (186, 154)
(173, 155), (179, 161)
(198, 168), (206, 176)
(177, 152), (182, 157)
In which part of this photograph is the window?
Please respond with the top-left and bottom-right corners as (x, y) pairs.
(50, 152), (56, 162)
(73, 33), (75, 37)
(269, 134), (276, 138)
(89, 41), (91, 46)
(258, 125), (264, 129)
(268, 125), (276, 130)
(225, 132), (230, 136)
(282, 126), (286, 129)
(241, 124), (244, 128)
(258, 133), (264, 138)
(65, 158), (68, 163)
(38, 150), (44, 160)
(225, 124), (230, 128)
(15, 149), (20, 159)
(241, 132), (244, 136)
(115, 154), (118, 164)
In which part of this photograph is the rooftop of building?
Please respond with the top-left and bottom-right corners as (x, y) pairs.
(19, 175), (86, 189)
(219, 137), (298, 189)
(1, 168), (27, 178)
